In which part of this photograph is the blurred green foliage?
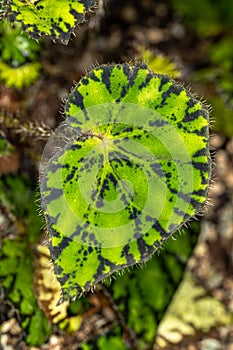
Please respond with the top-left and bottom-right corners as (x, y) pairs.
(104, 223), (199, 349)
(0, 20), (41, 88)
(0, 175), (41, 239)
(0, 21), (40, 66)
(172, 0), (233, 37)
(171, 0), (233, 136)
(0, 239), (51, 345)
(83, 327), (128, 350)
(208, 97), (233, 136)
(192, 37), (233, 136)
(0, 174), (51, 346)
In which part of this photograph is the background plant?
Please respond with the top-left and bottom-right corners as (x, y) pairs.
(0, 20), (41, 88)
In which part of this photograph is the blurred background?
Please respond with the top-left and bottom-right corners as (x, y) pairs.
(0, 0), (233, 349)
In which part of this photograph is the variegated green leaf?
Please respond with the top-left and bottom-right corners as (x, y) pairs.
(5, 0), (96, 42)
(40, 63), (211, 300)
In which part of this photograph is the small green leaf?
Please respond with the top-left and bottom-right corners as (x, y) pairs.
(140, 49), (181, 78)
(40, 62), (211, 300)
(6, 0), (96, 42)
(0, 61), (41, 88)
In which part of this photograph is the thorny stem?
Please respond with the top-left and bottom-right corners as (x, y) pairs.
(0, 114), (52, 140)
